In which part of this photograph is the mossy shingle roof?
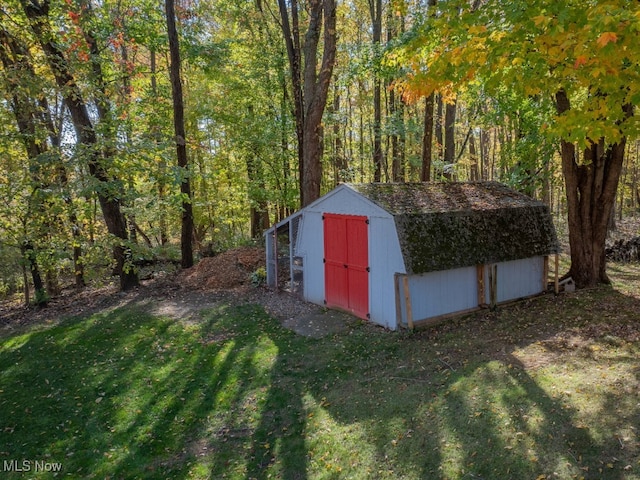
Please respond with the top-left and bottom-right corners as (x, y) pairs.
(347, 182), (560, 274)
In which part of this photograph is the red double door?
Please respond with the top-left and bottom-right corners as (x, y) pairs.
(323, 213), (369, 320)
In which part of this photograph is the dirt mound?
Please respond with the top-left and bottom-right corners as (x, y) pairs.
(181, 246), (265, 289)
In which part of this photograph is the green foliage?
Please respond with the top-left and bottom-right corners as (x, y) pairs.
(391, 0), (640, 148)
(250, 266), (267, 287)
(33, 287), (49, 306)
(0, 244), (23, 297)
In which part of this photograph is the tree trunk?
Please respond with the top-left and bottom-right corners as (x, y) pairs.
(329, 86), (347, 183)
(443, 99), (457, 180)
(150, 49), (169, 246)
(435, 95), (444, 161)
(419, 0), (437, 182)
(1, 27), (53, 302)
(279, 0), (337, 207)
(165, 0), (194, 268)
(370, 0), (383, 182)
(469, 130), (479, 181)
(21, 241), (47, 306)
(20, 0), (138, 290)
(246, 106), (270, 238)
(419, 93), (434, 182)
(277, 0), (305, 204)
(556, 90), (633, 287)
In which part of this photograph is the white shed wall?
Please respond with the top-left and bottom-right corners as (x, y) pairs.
(400, 266), (479, 324)
(296, 185), (406, 330)
(366, 216), (406, 329)
(492, 256), (546, 303)
(399, 256), (547, 327)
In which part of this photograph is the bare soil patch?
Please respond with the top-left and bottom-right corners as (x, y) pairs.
(0, 246), (330, 338)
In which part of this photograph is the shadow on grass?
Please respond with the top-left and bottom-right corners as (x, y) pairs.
(0, 284), (639, 479)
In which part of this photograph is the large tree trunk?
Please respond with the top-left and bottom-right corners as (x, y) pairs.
(165, 0), (194, 268)
(278, 0), (337, 207)
(277, 0), (305, 203)
(556, 90), (633, 288)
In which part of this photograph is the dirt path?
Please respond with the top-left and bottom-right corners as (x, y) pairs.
(0, 271), (352, 339)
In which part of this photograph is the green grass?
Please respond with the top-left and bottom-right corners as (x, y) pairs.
(1, 265), (640, 479)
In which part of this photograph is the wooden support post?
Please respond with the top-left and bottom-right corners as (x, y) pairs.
(402, 275), (414, 329)
(273, 230), (278, 291)
(554, 254), (560, 295)
(543, 256), (549, 291)
(488, 264), (497, 309)
(394, 274), (402, 329)
(476, 264), (485, 306)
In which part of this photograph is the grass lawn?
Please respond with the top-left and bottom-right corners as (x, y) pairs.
(1, 263), (639, 479)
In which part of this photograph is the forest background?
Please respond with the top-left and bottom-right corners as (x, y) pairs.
(0, 0), (638, 305)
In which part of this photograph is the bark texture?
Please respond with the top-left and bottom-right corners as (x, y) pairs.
(165, 0), (194, 268)
(556, 89), (633, 288)
(20, 0), (138, 290)
(278, 0), (337, 207)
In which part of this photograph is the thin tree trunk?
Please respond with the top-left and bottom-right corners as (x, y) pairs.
(20, 0), (138, 290)
(0, 28), (51, 303)
(435, 95), (444, 160)
(330, 86), (347, 183)
(21, 241), (47, 306)
(149, 49), (169, 246)
(369, 0), (383, 182)
(246, 108), (270, 237)
(421, 94), (435, 182)
(165, 0), (194, 268)
(469, 130), (479, 181)
(277, 0), (305, 204)
(419, 0), (437, 182)
(443, 99), (457, 180)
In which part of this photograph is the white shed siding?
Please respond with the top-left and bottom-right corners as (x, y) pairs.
(296, 210), (324, 306)
(493, 256), (546, 303)
(368, 215), (406, 329)
(296, 185), (404, 328)
(303, 185), (386, 217)
(400, 266), (478, 325)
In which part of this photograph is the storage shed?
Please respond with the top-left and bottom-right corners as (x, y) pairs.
(265, 182), (560, 330)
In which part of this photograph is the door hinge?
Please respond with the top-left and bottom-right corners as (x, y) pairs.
(323, 258), (326, 263)
(366, 266), (370, 272)
(365, 219), (370, 224)
(366, 313), (371, 319)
